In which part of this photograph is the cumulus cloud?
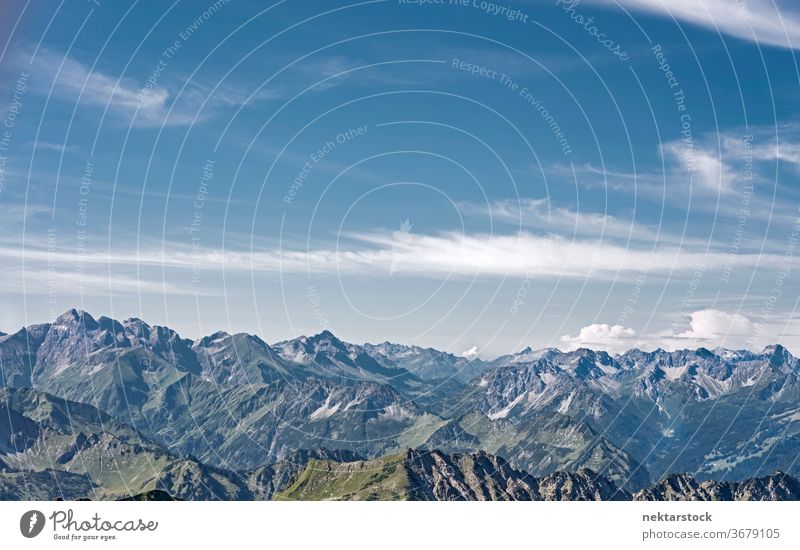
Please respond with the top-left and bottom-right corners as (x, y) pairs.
(674, 309), (757, 344)
(620, 309), (760, 351)
(461, 345), (480, 359)
(561, 310), (760, 353)
(561, 323), (638, 353)
(582, 0), (800, 50)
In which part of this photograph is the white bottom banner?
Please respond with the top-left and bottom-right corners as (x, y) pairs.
(2, 501), (798, 549)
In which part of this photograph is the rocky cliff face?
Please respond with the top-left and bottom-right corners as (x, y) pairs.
(0, 387), (258, 500)
(403, 449), (541, 501)
(1, 388), (798, 502)
(362, 341), (486, 383)
(0, 311), (427, 469)
(403, 449), (630, 500)
(635, 472), (800, 501)
(3, 309), (800, 492)
(536, 469), (631, 501)
(279, 449), (800, 501)
(278, 449), (632, 501)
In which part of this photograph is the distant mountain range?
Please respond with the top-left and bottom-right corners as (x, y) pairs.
(2, 309), (800, 500)
(1, 390), (796, 501)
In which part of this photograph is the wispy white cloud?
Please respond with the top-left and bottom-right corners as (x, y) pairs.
(749, 140), (800, 168)
(662, 140), (735, 192)
(32, 141), (78, 153)
(583, 0), (800, 50)
(183, 54), (423, 112)
(344, 229), (791, 279)
(21, 47), (283, 128)
(664, 131), (800, 192)
(0, 228), (788, 282)
(295, 55), (435, 91)
(461, 197), (709, 246)
(184, 79), (282, 108)
(551, 131), (800, 234)
(1, 204), (51, 225)
(1, 267), (198, 296)
(25, 46), (197, 127)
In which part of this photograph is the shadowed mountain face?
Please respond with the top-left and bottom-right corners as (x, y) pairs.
(2, 309), (800, 496)
(460, 346), (800, 487)
(0, 310), (432, 469)
(0, 390), (800, 500)
(0, 387), (253, 501)
(634, 472), (800, 501)
(0, 387), (797, 501)
(361, 341), (487, 383)
(276, 449), (630, 501)
(0, 387), (368, 500)
(275, 449), (800, 502)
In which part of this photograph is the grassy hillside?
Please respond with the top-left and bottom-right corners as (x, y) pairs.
(276, 453), (412, 501)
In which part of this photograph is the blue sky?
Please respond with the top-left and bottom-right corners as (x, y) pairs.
(1, 0), (800, 356)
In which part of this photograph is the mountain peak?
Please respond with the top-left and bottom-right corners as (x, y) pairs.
(307, 329), (345, 348)
(96, 316), (125, 336)
(763, 344), (787, 355)
(195, 330), (231, 347)
(124, 316), (149, 327)
(54, 308), (97, 329)
(762, 344), (796, 370)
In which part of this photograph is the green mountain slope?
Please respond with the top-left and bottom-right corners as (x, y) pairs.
(277, 449), (630, 501)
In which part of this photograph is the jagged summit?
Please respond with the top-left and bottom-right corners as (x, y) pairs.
(635, 470), (800, 501)
(6, 308), (796, 363)
(3, 308), (800, 496)
(276, 448), (631, 501)
(54, 308), (97, 328)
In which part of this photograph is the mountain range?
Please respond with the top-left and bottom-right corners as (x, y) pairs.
(2, 309), (800, 500)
